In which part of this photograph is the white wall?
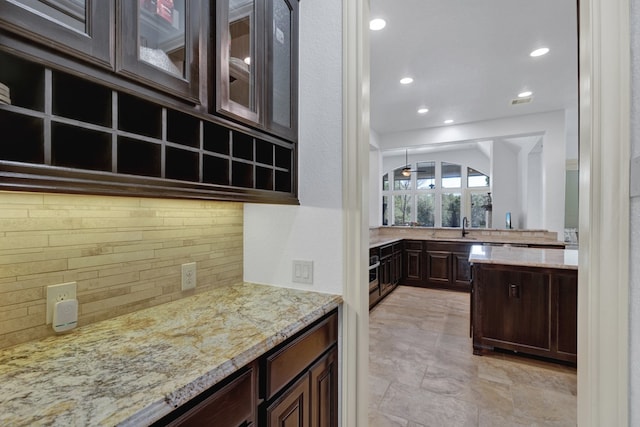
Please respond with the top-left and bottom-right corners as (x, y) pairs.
(491, 140), (520, 229)
(370, 131), (382, 227)
(375, 111), (567, 238)
(526, 149), (543, 229)
(381, 146), (490, 176)
(243, 0), (343, 295)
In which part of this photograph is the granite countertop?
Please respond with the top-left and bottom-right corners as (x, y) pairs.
(369, 237), (403, 248)
(369, 236), (565, 249)
(468, 244), (578, 270)
(0, 283), (342, 426)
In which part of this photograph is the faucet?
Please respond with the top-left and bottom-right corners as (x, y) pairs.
(462, 217), (469, 237)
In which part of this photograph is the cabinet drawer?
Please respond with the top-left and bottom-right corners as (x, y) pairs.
(380, 244), (393, 258)
(265, 312), (338, 400)
(168, 365), (255, 426)
(404, 240), (422, 251)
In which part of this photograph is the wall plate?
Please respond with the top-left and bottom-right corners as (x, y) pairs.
(292, 260), (313, 284)
(46, 282), (77, 324)
(182, 262), (196, 290)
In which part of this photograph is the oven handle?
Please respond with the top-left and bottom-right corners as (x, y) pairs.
(369, 262), (380, 271)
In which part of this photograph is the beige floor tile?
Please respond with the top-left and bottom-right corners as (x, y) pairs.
(379, 382), (479, 427)
(511, 384), (577, 424)
(369, 286), (577, 427)
(370, 374), (392, 409)
(369, 410), (410, 427)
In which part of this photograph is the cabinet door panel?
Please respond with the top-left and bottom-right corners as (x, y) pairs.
(267, 374), (310, 427)
(480, 269), (550, 350)
(452, 251), (471, 287)
(265, 0), (298, 140)
(0, 0), (113, 66)
(426, 250), (450, 284)
(555, 274), (577, 356)
(118, 0), (201, 101)
(216, 0), (261, 122)
(404, 250), (422, 281)
(310, 347), (338, 427)
(393, 251), (402, 284)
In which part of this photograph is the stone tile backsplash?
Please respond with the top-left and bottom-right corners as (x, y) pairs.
(0, 191), (243, 350)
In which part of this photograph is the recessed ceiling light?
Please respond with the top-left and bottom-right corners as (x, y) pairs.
(444, 119), (454, 124)
(530, 47), (550, 57)
(417, 108), (429, 114)
(370, 18), (386, 31)
(518, 91), (533, 98)
(400, 77), (413, 85)
(243, 57), (251, 65)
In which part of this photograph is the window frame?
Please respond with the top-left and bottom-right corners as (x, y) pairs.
(382, 161), (490, 228)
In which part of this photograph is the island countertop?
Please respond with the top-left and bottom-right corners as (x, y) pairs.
(0, 283), (342, 426)
(468, 244), (578, 270)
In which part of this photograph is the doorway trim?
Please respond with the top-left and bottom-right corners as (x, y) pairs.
(578, 0), (630, 424)
(343, 0), (631, 425)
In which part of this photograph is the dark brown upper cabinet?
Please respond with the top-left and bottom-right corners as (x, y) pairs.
(0, 0), (298, 203)
(214, 0), (298, 142)
(117, 0), (202, 102)
(0, 0), (114, 68)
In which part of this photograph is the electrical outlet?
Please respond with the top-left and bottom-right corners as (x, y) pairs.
(182, 262), (196, 290)
(46, 282), (77, 324)
(292, 260), (313, 284)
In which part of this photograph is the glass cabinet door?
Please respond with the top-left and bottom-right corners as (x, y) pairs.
(215, 0), (298, 142)
(266, 0), (298, 140)
(216, 0), (261, 123)
(118, 0), (201, 102)
(0, 0), (113, 67)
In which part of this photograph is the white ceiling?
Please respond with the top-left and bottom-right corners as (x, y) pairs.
(369, 0), (579, 136)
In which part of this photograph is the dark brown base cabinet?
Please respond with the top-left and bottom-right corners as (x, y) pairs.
(370, 242), (402, 309)
(402, 241), (473, 292)
(266, 347), (338, 427)
(152, 310), (338, 427)
(402, 240), (424, 287)
(471, 264), (577, 364)
(424, 242), (473, 291)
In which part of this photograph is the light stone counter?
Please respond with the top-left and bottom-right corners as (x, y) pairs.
(468, 244), (578, 270)
(370, 226), (565, 247)
(0, 283), (342, 426)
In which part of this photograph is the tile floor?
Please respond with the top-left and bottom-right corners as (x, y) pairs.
(369, 286), (577, 426)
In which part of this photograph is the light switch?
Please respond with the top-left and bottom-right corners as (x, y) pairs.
(292, 260), (313, 284)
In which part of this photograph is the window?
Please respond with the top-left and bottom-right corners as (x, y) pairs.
(441, 192), (461, 227)
(416, 161), (435, 189)
(468, 167), (489, 187)
(394, 167), (411, 190)
(417, 194), (435, 226)
(382, 161), (489, 228)
(394, 194), (412, 225)
(441, 162), (461, 188)
(470, 192), (491, 228)
(382, 195), (389, 225)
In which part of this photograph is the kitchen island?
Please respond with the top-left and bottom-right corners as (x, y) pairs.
(0, 283), (342, 426)
(469, 245), (578, 364)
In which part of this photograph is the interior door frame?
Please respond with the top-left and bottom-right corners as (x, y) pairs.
(577, 0), (630, 424)
(342, 0), (631, 425)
